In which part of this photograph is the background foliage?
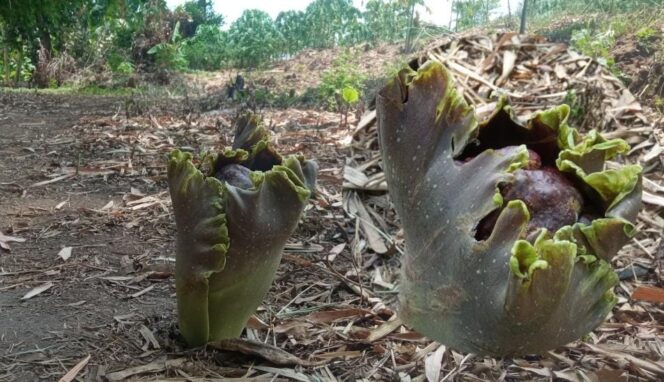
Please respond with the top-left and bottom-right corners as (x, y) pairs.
(0, 0), (663, 88)
(0, 0), (442, 85)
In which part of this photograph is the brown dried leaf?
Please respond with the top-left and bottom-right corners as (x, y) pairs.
(0, 233), (26, 251)
(306, 308), (372, 324)
(631, 286), (664, 303)
(208, 338), (327, 367)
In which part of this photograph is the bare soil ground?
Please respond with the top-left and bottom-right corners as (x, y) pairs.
(0, 93), (178, 379)
(612, 30), (664, 113)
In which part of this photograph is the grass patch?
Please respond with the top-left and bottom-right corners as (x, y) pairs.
(532, 7), (663, 43)
(0, 85), (138, 97)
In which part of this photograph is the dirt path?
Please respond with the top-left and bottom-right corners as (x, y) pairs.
(0, 93), (181, 380)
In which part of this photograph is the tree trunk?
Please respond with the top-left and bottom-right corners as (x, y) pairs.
(37, 12), (52, 55)
(449, 1), (455, 30)
(15, 49), (22, 85)
(40, 28), (52, 55)
(519, 0), (528, 34)
(404, 0), (416, 53)
(3, 47), (9, 86)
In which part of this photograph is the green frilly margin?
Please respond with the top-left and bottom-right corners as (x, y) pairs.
(168, 121), (315, 347)
(499, 102), (642, 338)
(509, 104), (642, 289)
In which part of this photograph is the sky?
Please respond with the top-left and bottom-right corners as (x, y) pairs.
(165, 0), (515, 28)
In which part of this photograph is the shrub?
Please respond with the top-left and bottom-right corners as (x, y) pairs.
(147, 21), (187, 71)
(571, 28), (616, 68)
(635, 26), (657, 42)
(107, 52), (135, 74)
(0, 47), (35, 84)
(319, 50), (365, 110)
(182, 25), (228, 71)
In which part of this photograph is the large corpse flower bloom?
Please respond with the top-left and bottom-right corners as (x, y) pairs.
(377, 59), (642, 356)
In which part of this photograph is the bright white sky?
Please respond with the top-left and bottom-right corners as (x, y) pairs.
(165, 0), (516, 28)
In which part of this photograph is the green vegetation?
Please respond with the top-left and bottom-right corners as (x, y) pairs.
(563, 89), (584, 123)
(0, 46), (35, 83)
(527, 0), (664, 17)
(452, 0), (500, 31)
(528, 1), (663, 41)
(0, 84), (138, 96)
(147, 22), (188, 71)
(0, 0), (577, 89)
(319, 51), (366, 110)
(181, 25), (228, 70)
(1, 0), (661, 117)
(636, 26), (657, 42)
(0, 0), (446, 87)
(655, 96), (664, 113)
(525, 1), (663, 90)
(570, 28), (616, 68)
(227, 9), (281, 68)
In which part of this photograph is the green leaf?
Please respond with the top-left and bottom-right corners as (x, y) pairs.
(342, 86), (359, 104)
(172, 20), (182, 43)
(147, 44), (161, 55)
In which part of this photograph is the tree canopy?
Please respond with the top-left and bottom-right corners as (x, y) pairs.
(8, 0), (659, 86)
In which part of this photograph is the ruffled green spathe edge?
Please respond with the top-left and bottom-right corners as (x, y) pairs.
(171, 148), (312, 204)
(197, 117), (312, 201)
(168, 149), (230, 268)
(540, 103), (641, 239)
(391, 59), (638, 289)
(172, 117), (313, 204)
(506, 105), (641, 284)
(554, 106), (641, 211)
(167, 148), (312, 301)
(249, 156), (312, 202)
(218, 148), (250, 164)
(507, 204), (619, 308)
